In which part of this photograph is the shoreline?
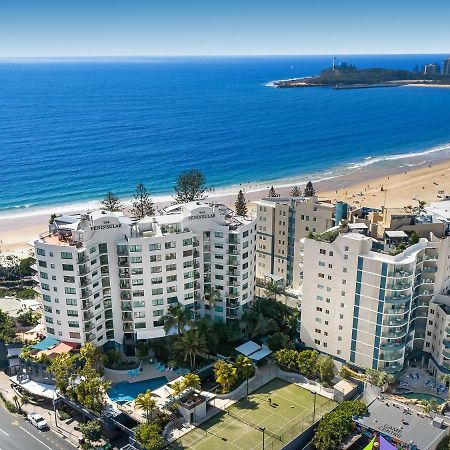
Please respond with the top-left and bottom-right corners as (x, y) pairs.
(2, 158), (450, 258)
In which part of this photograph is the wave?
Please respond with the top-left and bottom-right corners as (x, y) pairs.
(1, 141), (450, 222)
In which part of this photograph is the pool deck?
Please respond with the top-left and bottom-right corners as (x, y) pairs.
(397, 367), (448, 401)
(106, 362), (181, 384)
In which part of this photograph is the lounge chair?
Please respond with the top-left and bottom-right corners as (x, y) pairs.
(409, 373), (414, 379)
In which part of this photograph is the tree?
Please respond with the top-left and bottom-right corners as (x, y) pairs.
(339, 366), (352, 380)
(172, 329), (207, 368)
(134, 423), (164, 450)
(100, 192), (123, 212)
(291, 186), (302, 197)
(213, 360), (238, 393)
(182, 373), (201, 391)
(268, 332), (294, 352)
(317, 355), (335, 384)
(265, 281), (285, 302)
(268, 186), (277, 197)
(235, 355), (254, 380)
(297, 349), (319, 378)
(163, 304), (191, 336)
(304, 181), (315, 197)
(274, 349), (300, 371)
(235, 190), (247, 216)
(16, 309), (40, 327)
(174, 169), (207, 203)
(80, 419), (102, 446)
(135, 390), (157, 423)
(49, 213), (58, 224)
(131, 183), (155, 219)
(194, 318), (219, 354)
(0, 310), (16, 343)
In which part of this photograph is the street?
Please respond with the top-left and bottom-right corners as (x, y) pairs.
(0, 405), (75, 450)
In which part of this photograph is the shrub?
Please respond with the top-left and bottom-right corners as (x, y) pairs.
(5, 400), (18, 413)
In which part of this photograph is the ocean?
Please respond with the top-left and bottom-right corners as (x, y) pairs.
(1, 54), (450, 217)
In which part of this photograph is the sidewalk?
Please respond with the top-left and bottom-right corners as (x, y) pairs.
(0, 371), (81, 447)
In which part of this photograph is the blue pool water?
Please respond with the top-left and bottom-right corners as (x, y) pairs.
(401, 392), (445, 404)
(108, 376), (168, 404)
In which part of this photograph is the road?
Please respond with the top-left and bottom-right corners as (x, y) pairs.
(0, 405), (75, 450)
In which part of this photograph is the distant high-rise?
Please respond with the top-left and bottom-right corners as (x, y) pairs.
(443, 58), (450, 76)
(423, 63), (439, 76)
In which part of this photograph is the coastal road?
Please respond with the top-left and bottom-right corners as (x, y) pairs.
(0, 406), (75, 450)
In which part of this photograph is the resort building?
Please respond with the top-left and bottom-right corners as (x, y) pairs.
(423, 63), (440, 76)
(443, 58), (450, 76)
(298, 222), (450, 375)
(32, 203), (256, 355)
(255, 195), (337, 289)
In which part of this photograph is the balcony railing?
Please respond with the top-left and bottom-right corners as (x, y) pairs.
(82, 300), (93, 310)
(382, 363), (403, 374)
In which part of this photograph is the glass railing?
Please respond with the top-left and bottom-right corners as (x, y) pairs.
(382, 363), (403, 373)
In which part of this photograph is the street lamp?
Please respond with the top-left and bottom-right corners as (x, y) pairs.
(312, 391), (317, 423)
(244, 361), (252, 397)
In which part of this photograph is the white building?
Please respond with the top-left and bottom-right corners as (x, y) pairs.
(298, 226), (450, 375)
(32, 203), (256, 355)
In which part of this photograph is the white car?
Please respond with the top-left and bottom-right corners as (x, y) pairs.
(27, 413), (48, 430)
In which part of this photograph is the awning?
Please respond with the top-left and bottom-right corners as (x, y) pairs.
(235, 341), (261, 356)
(10, 375), (56, 400)
(32, 337), (60, 351)
(249, 347), (272, 361)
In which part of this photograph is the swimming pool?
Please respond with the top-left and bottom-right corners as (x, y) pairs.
(401, 392), (445, 404)
(108, 376), (168, 404)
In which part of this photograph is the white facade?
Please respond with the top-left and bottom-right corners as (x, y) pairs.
(299, 228), (450, 374)
(32, 203), (256, 354)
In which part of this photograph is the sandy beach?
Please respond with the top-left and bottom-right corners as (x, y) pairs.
(1, 160), (450, 258)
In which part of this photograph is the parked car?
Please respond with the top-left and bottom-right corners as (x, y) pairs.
(27, 413), (48, 430)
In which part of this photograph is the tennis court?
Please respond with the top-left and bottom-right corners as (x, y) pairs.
(172, 378), (336, 450)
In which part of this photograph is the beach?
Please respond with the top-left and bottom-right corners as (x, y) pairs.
(2, 159), (450, 258)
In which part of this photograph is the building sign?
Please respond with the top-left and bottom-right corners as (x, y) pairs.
(188, 213), (215, 221)
(378, 424), (403, 439)
(90, 222), (122, 231)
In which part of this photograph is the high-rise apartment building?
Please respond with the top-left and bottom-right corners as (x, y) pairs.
(33, 203), (256, 355)
(298, 225), (450, 377)
(443, 58), (450, 76)
(255, 196), (336, 289)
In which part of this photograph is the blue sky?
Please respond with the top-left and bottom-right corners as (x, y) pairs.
(1, 0), (450, 57)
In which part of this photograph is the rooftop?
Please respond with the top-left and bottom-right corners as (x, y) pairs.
(354, 399), (446, 449)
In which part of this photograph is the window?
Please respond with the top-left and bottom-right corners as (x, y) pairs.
(133, 290), (145, 297)
(343, 267), (348, 273)
(38, 260), (47, 268)
(131, 267), (143, 275)
(41, 283), (50, 291)
(345, 246), (349, 251)
(184, 282), (194, 289)
(319, 261), (325, 267)
(167, 275), (177, 282)
(66, 298), (77, 306)
(69, 332), (81, 339)
(132, 279), (144, 286)
(151, 266), (162, 273)
(214, 232), (223, 238)
(166, 253), (176, 260)
(150, 287), (162, 295)
(40, 271), (48, 279)
(329, 251), (333, 256)
(63, 276), (75, 283)
(151, 277), (163, 284)
(43, 294), (51, 302)
(183, 238), (192, 246)
(37, 248), (46, 256)
(166, 264), (177, 271)
(61, 252), (73, 259)
(183, 261), (192, 268)
(129, 245), (142, 252)
(152, 299), (164, 306)
(165, 241), (176, 249)
(153, 310), (164, 317)
(167, 286), (177, 293)
(67, 310), (78, 317)
(134, 311), (146, 318)
(130, 256), (142, 264)
(89, 245), (96, 254)
(62, 264), (73, 271)
(149, 243), (161, 251)
(150, 255), (162, 262)
(133, 301), (145, 308)
(65, 287), (76, 294)
(135, 322), (146, 329)
(68, 321), (79, 328)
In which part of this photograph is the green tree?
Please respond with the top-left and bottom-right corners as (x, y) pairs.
(213, 360), (238, 393)
(134, 423), (164, 450)
(304, 181), (315, 197)
(49, 213), (58, 224)
(131, 183), (155, 219)
(235, 190), (247, 216)
(194, 318), (219, 354)
(173, 329), (207, 368)
(235, 355), (254, 380)
(313, 401), (368, 450)
(16, 309), (40, 327)
(268, 332), (294, 352)
(317, 355), (335, 384)
(339, 366), (352, 380)
(265, 281), (285, 302)
(290, 186), (302, 196)
(268, 186), (277, 197)
(100, 192), (123, 212)
(79, 419), (102, 446)
(163, 304), (191, 336)
(297, 349), (319, 378)
(174, 169), (207, 203)
(135, 390), (157, 423)
(0, 310), (16, 343)
(182, 373), (201, 391)
(273, 349), (301, 371)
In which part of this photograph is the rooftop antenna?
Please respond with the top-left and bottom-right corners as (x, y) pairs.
(332, 56), (336, 70)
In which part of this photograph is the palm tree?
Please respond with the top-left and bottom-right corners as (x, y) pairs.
(173, 330), (207, 368)
(182, 373), (201, 391)
(213, 360), (238, 394)
(205, 287), (221, 309)
(19, 395), (30, 412)
(265, 281), (285, 303)
(135, 389), (157, 423)
(163, 304), (190, 336)
(252, 315), (279, 337)
(12, 394), (20, 412)
(194, 318), (218, 353)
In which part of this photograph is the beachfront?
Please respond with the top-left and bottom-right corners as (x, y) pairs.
(2, 159), (450, 257)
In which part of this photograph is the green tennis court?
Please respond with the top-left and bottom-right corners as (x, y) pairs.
(172, 378), (336, 450)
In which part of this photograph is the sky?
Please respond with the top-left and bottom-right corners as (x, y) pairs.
(1, 0), (450, 57)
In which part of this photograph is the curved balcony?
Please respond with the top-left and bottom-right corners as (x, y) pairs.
(387, 270), (414, 279)
(383, 308), (408, 316)
(443, 348), (450, 359)
(382, 317), (408, 328)
(380, 341), (406, 351)
(384, 295), (411, 305)
(386, 282), (413, 290)
(379, 350), (404, 362)
(382, 363), (403, 374)
(382, 328), (408, 339)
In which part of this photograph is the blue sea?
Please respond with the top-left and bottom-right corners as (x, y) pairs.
(1, 54), (450, 217)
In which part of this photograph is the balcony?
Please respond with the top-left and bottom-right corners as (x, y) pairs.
(118, 258), (129, 267)
(82, 300), (93, 310)
(381, 328), (407, 339)
(123, 323), (134, 332)
(384, 308), (408, 316)
(386, 282), (412, 290)
(382, 318), (408, 328)
(121, 302), (132, 311)
(382, 363), (403, 374)
(81, 289), (92, 299)
(120, 292), (132, 300)
(423, 267), (437, 273)
(85, 333), (96, 342)
(83, 311), (94, 321)
(117, 248), (128, 256)
(78, 266), (88, 275)
(228, 280), (239, 287)
(119, 269), (130, 278)
(227, 270), (240, 276)
(84, 321), (94, 332)
(228, 259), (239, 267)
(388, 270), (413, 278)
(122, 312), (133, 321)
(101, 267), (109, 275)
(380, 341), (406, 350)
(384, 295), (411, 304)
(104, 300), (112, 309)
(80, 277), (91, 287)
(379, 350), (404, 362)
(228, 248), (239, 255)
(443, 348), (450, 359)
(77, 255), (88, 264)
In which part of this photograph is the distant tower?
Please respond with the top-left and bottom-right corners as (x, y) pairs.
(332, 56), (336, 70)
